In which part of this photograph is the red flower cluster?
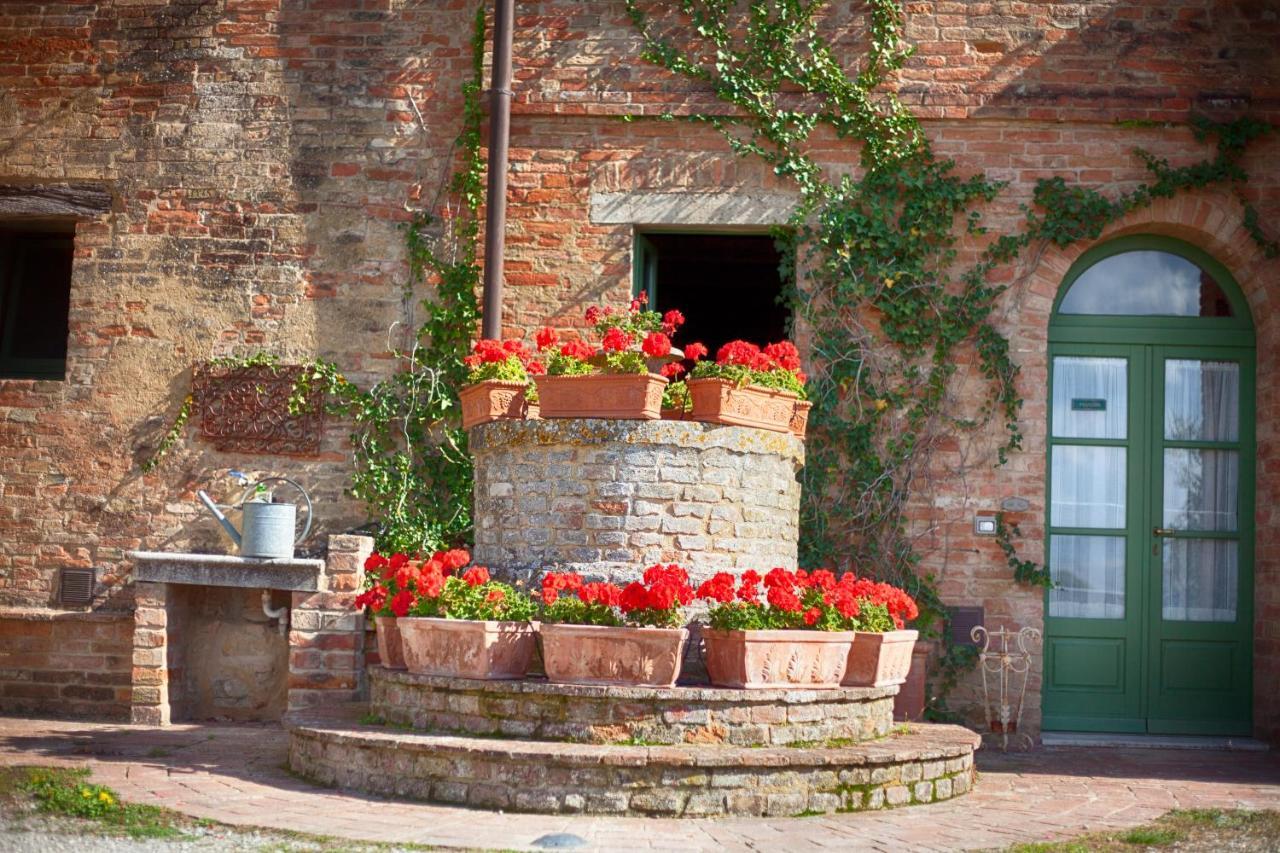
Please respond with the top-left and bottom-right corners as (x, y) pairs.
(558, 338), (594, 361)
(462, 566), (491, 587)
(535, 327), (559, 350)
(695, 568), (917, 628)
(540, 571), (584, 605)
(715, 339), (805, 380)
(619, 564), (695, 614)
(684, 342), (708, 361)
(601, 326), (633, 353)
(353, 548), (481, 617)
(661, 309), (685, 335)
(641, 331), (672, 358)
(464, 338), (544, 375)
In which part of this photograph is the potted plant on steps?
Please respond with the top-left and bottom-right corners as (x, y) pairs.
(458, 338), (542, 429)
(537, 564), (694, 687)
(354, 549), (458, 671)
(532, 297), (697, 420)
(696, 568), (858, 689)
(392, 552), (539, 680)
(687, 340), (810, 436)
(839, 577), (921, 688)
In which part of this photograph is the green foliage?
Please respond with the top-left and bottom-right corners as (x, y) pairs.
(466, 354), (531, 384)
(600, 350), (649, 375)
(539, 597), (624, 627)
(706, 598), (891, 632)
(689, 361), (807, 398)
(431, 576), (536, 621)
(625, 0), (1274, 714)
(997, 515), (1052, 588)
(16, 767), (186, 840)
(662, 379), (690, 412)
(545, 352), (595, 376)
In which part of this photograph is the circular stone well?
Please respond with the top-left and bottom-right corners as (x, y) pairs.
(469, 418), (804, 581)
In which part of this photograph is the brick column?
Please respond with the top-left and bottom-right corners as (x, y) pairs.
(287, 534), (371, 713)
(130, 582), (170, 725)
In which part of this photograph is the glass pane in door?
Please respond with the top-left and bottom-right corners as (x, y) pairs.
(1051, 445), (1126, 528)
(1048, 534), (1125, 619)
(1162, 449), (1239, 531)
(1053, 356), (1127, 438)
(1162, 539), (1238, 622)
(1165, 360), (1239, 441)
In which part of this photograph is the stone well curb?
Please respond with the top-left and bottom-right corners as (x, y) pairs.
(286, 711), (980, 817)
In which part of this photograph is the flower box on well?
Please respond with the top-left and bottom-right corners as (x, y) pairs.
(789, 399), (812, 439)
(842, 629), (919, 688)
(540, 623), (688, 687)
(459, 380), (535, 430)
(687, 378), (797, 433)
(534, 373), (667, 420)
(398, 617), (538, 680)
(703, 628), (854, 689)
(374, 615), (407, 671)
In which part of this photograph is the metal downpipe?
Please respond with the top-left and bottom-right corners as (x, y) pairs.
(481, 0), (515, 340)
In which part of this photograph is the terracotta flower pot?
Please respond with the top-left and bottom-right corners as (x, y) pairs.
(374, 615), (406, 671)
(789, 399), (813, 439)
(534, 373), (667, 420)
(842, 629), (919, 687)
(398, 617), (538, 680)
(540, 623), (688, 687)
(702, 628), (855, 689)
(459, 380), (534, 430)
(687, 378), (797, 433)
(661, 407), (691, 421)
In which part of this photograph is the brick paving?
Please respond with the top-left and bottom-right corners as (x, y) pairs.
(1, 716), (1277, 852)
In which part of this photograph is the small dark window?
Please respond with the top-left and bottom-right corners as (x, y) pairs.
(634, 232), (791, 355)
(0, 224), (74, 379)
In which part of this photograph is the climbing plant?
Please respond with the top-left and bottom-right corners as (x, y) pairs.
(144, 7), (488, 556)
(623, 0), (1275, 714)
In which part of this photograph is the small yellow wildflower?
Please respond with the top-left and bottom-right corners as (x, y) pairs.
(81, 788), (92, 798)
(910, 227), (920, 237)
(874, 398), (889, 412)
(883, 277), (895, 288)
(98, 791), (114, 805)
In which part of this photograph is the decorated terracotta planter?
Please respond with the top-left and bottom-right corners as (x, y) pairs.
(534, 373), (667, 420)
(702, 629), (855, 689)
(374, 615), (406, 671)
(459, 380), (535, 430)
(789, 399), (813, 439)
(398, 617), (538, 680)
(842, 629), (919, 688)
(687, 378), (797, 433)
(661, 407), (691, 421)
(540, 623), (688, 687)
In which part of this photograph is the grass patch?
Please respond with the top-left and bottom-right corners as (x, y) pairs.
(1, 766), (188, 839)
(1003, 808), (1280, 852)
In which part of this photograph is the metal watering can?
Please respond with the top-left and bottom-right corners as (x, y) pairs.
(197, 476), (313, 560)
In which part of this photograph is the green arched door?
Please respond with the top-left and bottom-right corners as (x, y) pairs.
(1043, 236), (1255, 735)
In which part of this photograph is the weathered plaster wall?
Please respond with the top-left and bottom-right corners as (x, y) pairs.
(2, 1), (1278, 739)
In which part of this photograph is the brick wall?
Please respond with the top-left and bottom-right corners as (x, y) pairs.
(1, 1), (1278, 739)
(0, 609), (132, 719)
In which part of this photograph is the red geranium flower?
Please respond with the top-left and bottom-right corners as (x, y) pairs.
(641, 331), (671, 358)
(601, 327), (632, 353)
(717, 340), (761, 366)
(390, 589), (416, 618)
(535, 327), (559, 350)
(660, 362), (685, 378)
(462, 566), (490, 587)
(559, 339), (594, 361)
(442, 549), (471, 571)
(661, 309), (685, 334)
(684, 342), (708, 361)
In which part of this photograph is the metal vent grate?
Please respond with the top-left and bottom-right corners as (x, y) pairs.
(58, 567), (95, 607)
(947, 606), (985, 647)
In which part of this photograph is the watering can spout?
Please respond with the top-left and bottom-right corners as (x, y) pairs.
(197, 490), (243, 548)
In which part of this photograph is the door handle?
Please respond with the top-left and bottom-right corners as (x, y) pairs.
(1153, 527), (1176, 537)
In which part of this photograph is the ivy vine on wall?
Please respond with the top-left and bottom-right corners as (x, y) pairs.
(623, 0), (1274, 714)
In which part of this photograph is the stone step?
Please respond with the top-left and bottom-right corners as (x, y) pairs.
(286, 709), (980, 817)
(371, 666), (899, 746)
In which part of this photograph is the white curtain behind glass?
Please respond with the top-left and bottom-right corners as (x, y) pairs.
(1053, 357), (1127, 439)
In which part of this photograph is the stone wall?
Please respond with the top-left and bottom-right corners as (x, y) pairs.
(471, 419), (804, 580)
(0, 609), (132, 719)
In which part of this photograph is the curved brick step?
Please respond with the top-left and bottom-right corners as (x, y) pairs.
(371, 666), (898, 745)
(286, 710), (980, 817)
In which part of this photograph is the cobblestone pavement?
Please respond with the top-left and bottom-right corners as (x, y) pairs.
(0, 716), (1277, 852)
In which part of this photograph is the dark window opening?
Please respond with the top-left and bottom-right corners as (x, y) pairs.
(0, 223), (74, 380)
(634, 232), (790, 357)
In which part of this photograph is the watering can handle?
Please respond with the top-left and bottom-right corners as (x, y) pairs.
(244, 477), (314, 546)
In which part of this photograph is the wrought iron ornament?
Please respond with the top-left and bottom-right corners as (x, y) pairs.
(192, 363), (323, 456)
(971, 624), (1041, 751)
